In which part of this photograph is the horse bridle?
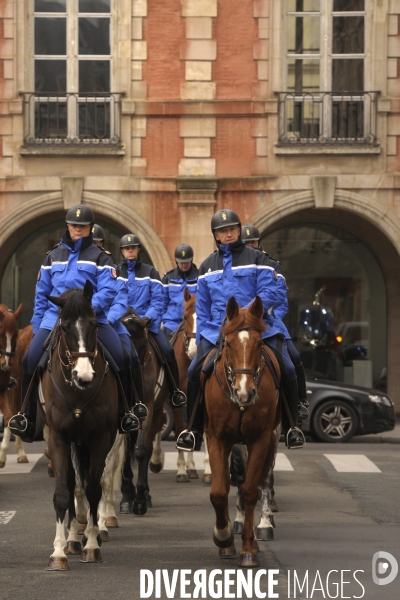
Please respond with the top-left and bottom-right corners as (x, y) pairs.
(58, 327), (98, 374)
(0, 308), (17, 362)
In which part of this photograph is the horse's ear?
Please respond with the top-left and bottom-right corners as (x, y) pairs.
(45, 294), (66, 308)
(84, 280), (94, 302)
(250, 296), (264, 321)
(14, 303), (23, 321)
(184, 287), (191, 302)
(226, 296), (239, 321)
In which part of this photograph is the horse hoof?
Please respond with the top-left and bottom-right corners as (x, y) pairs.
(133, 502), (147, 516)
(239, 552), (260, 568)
(270, 499), (278, 512)
(202, 474), (212, 485)
(0, 461), (5, 468)
(149, 461), (163, 474)
(99, 530), (109, 543)
(232, 521), (243, 535)
(213, 531), (235, 549)
(187, 469), (199, 479)
(80, 548), (102, 563)
(105, 516), (118, 528)
(256, 527), (274, 541)
(65, 541), (82, 555)
(176, 474), (190, 483)
(120, 501), (133, 514)
(17, 455), (29, 464)
(46, 556), (70, 571)
(219, 543), (236, 559)
(47, 465), (55, 478)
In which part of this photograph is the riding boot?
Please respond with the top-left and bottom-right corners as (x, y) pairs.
(295, 363), (309, 422)
(282, 378), (306, 450)
(166, 357), (187, 409)
(8, 373), (37, 443)
(176, 380), (203, 451)
(131, 365), (148, 421)
(117, 369), (140, 434)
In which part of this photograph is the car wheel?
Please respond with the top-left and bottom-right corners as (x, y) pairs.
(161, 403), (175, 441)
(312, 399), (358, 443)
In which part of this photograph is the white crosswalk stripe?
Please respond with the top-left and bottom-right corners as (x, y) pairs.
(324, 454), (382, 473)
(0, 454), (44, 475)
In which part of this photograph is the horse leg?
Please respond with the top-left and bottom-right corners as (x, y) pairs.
(239, 441), (270, 568)
(14, 434), (29, 464)
(231, 444), (247, 534)
(99, 433), (123, 541)
(149, 431), (163, 474)
(185, 451), (199, 480)
(207, 436), (236, 559)
(0, 425), (11, 467)
(134, 419), (155, 515)
(120, 432), (136, 514)
(46, 435), (71, 571)
(202, 433), (212, 485)
(65, 453), (82, 556)
(255, 468), (275, 541)
(176, 450), (190, 483)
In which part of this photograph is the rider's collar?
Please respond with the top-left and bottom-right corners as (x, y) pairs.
(218, 239), (244, 254)
(62, 231), (93, 251)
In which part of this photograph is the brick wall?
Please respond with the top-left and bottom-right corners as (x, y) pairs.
(212, 118), (255, 177)
(142, 117), (183, 176)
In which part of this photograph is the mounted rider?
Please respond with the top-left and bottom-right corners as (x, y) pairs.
(162, 244), (199, 337)
(176, 209), (306, 452)
(117, 234), (187, 409)
(9, 205), (140, 442)
(242, 224), (309, 424)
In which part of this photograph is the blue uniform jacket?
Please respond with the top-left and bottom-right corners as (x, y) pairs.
(105, 252), (130, 336)
(162, 264), (199, 332)
(31, 232), (118, 333)
(117, 258), (164, 334)
(196, 240), (288, 345)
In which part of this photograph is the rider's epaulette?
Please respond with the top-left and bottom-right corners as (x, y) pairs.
(164, 267), (175, 276)
(46, 243), (60, 255)
(263, 250), (280, 264)
(102, 249), (112, 256)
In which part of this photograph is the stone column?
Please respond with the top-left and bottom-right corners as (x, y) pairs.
(177, 178), (218, 264)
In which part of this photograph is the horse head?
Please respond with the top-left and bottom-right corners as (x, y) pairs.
(183, 288), (197, 360)
(222, 296), (266, 407)
(0, 303), (22, 376)
(46, 281), (98, 390)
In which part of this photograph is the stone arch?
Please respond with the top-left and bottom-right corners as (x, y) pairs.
(0, 193), (172, 276)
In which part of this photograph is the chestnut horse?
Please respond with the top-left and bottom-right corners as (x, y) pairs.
(119, 309), (169, 515)
(0, 304), (27, 468)
(204, 296), (280, 568)
(41, 282), (118, 570)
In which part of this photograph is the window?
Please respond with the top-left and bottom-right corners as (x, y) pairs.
(24, 0), (121, 146)
(278, 0), (378, 145)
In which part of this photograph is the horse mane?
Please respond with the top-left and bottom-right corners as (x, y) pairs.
(223, 307), (266, 336)
(184, 294), (196, 312)
(59, 288), (94, 321)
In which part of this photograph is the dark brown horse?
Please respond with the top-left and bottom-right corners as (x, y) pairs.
(120, 310), (169, 515)
(204, 296), (280, 568)
(41, 282), (118, 570)
(0, 304), (26, 468)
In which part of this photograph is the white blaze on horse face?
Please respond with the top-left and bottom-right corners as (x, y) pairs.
(73, 318), (95, 383)
(187, 313), (197, 360)
(4, 333), (12, 369)
(237, 330), (249, 401)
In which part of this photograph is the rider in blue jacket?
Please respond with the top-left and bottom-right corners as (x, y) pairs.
(117, 234), (187, 409)
(162, 244), (199, 337)
(9, 205), (140, 442)
(242, 224), (309, 423)
(176, 209), (306, 452)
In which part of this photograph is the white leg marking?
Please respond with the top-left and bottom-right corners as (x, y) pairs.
(14, 435), (28, 462)
(213, 523), (232, 542)
(67, 517), (81, 544)
(151, 432), (163, 466)
(177, 450), (187, 476)
(0, 426), (11, 465)
(84, 513), (100, 551)
(203, 434), (211, 475)
(51, 519), (68, 559)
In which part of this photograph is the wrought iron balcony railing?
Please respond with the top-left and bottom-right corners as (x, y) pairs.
(22, 92), (123, 146)
(276, 91), (379, 146)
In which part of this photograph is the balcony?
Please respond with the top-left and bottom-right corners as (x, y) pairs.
(21, 92), (123, 154)
(276, 91), (380, 154)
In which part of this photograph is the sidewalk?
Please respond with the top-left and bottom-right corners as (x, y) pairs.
(349, 416), (400, 444)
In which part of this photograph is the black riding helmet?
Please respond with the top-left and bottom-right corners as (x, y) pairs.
(211, 209), (241, 233)
(241, 224), (261, 242)
(65, 204), (95, 225)
(92, 224), (105, 242)
(175, 244), (194, 263)
(120, 233), (141, 248)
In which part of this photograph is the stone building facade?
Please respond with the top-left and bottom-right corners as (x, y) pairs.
(1, 0), (400, 411)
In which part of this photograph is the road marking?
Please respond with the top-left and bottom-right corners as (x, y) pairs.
(163, 452), (294, 471)
(0, 454), (44, 475)
(324, 454), (382, 473)
(0, 511), (16, 524)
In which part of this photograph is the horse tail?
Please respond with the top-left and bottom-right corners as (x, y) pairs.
(71, 442), (90, 488)
(230, 444), (247, 487)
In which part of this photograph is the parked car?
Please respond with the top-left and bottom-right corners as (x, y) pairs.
(161, 374), (396, 444)
(303, 372), (395, 442)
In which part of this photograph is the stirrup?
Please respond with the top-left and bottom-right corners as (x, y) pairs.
(8, 413), (36, 443)
(133, 402), (148, 421)
(119, 412), (140, 434)
(171, 389), (187, 408)
(286, 427), (306, 450)
(176, 429), (195, 451)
